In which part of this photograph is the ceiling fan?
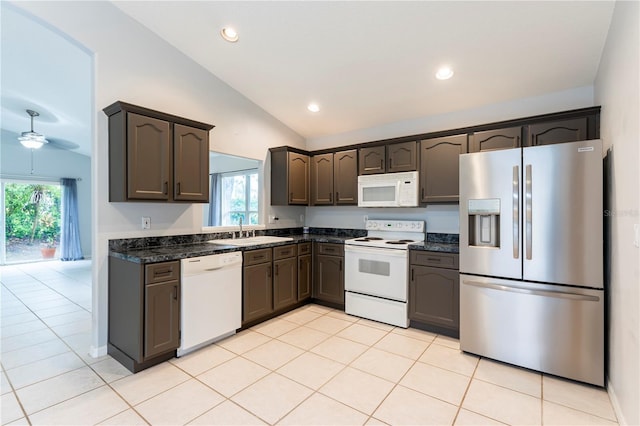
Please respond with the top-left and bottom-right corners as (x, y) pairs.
(16, 108), (79, 151)
(18, 109), (49, 149)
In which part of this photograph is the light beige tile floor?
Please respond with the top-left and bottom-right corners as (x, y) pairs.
(1, 260), (619, 425)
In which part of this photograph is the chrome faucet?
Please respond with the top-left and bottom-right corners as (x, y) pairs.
(238, 217), (243, 238)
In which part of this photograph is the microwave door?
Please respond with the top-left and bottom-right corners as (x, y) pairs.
(359, 182), (397, 207)
(459, 148), (522, 279)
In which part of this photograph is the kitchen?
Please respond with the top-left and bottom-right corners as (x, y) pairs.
(0, 1), (638, 425)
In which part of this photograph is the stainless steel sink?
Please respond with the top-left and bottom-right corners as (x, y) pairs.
(207, 236), (294, 247)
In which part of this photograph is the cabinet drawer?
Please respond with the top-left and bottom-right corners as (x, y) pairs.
(317, 243), (344, 256)
(298, 242), (312, 255)
(410, 251), (459, 269)
(273, 244), (297, 260)
(244, 248), (272, 266)
(145, 261), (180, 284)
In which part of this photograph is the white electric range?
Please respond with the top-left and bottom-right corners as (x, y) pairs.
(344, 219), (425, 327)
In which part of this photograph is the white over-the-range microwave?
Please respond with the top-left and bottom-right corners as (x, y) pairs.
(357, 171), (419, 207)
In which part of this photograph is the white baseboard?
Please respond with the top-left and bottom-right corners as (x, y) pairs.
(608, 379), (627, 425)
(90, 345), (108, 358)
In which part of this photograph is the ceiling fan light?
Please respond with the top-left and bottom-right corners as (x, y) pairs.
(19, 137), (45, 149)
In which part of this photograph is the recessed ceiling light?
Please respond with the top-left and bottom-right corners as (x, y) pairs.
(307, 103), (320, 113)
(221, 27), (239, 43)
(436, 66), (454, 80)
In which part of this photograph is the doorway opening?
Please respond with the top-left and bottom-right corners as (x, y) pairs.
(1, 180), (61, 264)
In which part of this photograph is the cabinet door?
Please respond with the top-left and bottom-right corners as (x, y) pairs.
(144, 280), (180, 359)
(419, 134), (467, 203)
(314, 254), (344, 305)
(174, 124), (209, 202)
(409, 266), (459, 330)
(311, 153), (334, 205)
(274, 257), (298, 310)
(334, 149), (358, 205)
(298, 254), (312, 301)
(127, 113), (171, 200)
(243, 263), (273, 324)
(387, 141), (417, 172)
(470, 127), (521, 152)
(288, 152), (310, 205)
(528, 117), (588, 146)
(358, 146), (386, 175)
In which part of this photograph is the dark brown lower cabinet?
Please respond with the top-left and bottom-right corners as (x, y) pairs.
(409, 251), (459, 337)
(108, 258), (180, 373)
(313, 243), (345, 306)
(273, 245), (298, 311)
(298, 243), (312, 301)
(144, 281), (180, 358)
(242, 250), (273, 325)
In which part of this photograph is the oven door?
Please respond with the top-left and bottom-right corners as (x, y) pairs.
(344, 245), (408, 301)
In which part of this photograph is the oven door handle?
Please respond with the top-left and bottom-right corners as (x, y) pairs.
(344, 245), (409, 257)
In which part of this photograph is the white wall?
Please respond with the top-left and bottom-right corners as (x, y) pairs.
(594, 1), (640, 424)
(0, 132), (92, 258)
(304, 86), (595, 233)
(12, 1), (305, 355)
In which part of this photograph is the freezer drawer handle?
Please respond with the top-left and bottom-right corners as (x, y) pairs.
(513, 165), (519, 259)
(463, 280), (600, 302)
(525, 164), (533, 260)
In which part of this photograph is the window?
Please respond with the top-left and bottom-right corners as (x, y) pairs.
(218, 169), (259, 226)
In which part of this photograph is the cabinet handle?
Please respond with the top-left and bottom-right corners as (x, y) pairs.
(267, 266), (272, 278)
(253, 254), (265, 261)
(427, 258), (441, 262)
(275, 264), (279, 276)
(173, 286), (178, 300)
(411, 268), (414, 282)
(335, 192), (339, 202)
(380, 159), (384, 170)
(154, 268), (173, 277)
(329, 192), (332, 203)
(289, 192), (293, 202)
(421, 187), (425, 199)
(164, 181), (168, 195)
(177, 182), (181, 195)
(389, 158), (392, 169)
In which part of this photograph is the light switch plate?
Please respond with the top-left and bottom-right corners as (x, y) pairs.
(142, 217), (151, 229)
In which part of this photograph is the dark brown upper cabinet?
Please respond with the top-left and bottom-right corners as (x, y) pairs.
(173, 124), (209, 202)
(311, 149), (358, 206)
(387, 141), (417, 173)
(358, 145), (386, 175)
(527, 117), (588, 146)
(103, 101), (213, 203)
(333, 149), (358, 205)
(419, 134), (467, 203)
(358, 142), (417, 175)
(311, 153), (334, 205)
(270, 148), (310, 205)
(469, 127), (522, 153)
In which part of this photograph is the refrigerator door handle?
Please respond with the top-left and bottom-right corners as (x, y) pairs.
(512, 165), (520, 259)
(462, 280), (600, 302)
(525, 164), (533, 260)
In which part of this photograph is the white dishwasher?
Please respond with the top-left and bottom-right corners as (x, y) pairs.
(178, 251), (242, 356)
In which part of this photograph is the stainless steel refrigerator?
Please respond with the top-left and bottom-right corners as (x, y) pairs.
(459, 139), (604, 386)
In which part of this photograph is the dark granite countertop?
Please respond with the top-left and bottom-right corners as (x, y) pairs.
(109, 233), (357, 264)
(408, 242), (459, 254)
(109, 229), (459, 264)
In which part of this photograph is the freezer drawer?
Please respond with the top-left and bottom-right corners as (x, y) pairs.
(460, 274), (604, 386)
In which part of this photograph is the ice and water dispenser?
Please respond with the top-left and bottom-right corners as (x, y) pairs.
(467, 199), (500, 247)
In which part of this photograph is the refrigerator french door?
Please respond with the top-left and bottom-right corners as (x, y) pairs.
(459, 139), (604, 386)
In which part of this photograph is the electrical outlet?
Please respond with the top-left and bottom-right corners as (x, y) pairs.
(300, 214), (305, 223)
(364, 215), (368, 223)
(268, 215), (276, 224)
(142, 217), (151, 229)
